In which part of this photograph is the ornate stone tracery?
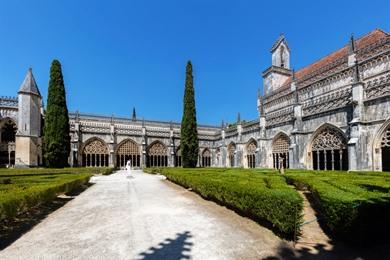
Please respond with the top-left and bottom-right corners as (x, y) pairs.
(381, 128), (390, 147)
(83, 139), (108, 154)
(147, 141), (168, 167)
(116, 139), (140, 167)
(311, 126), (348, 171)
(246, 140), (257, 168)
(82, 139), (109, 167)
(311, 127), (346, 151)
(272, 134), (290, 153)
(247, 141), (257, 154)
(272, 134), (290, 169)
(228, 143), (236, 167)
(201, 148), (211, 167)
(148, 142), (167, 155)
(117, 139), (139, 154)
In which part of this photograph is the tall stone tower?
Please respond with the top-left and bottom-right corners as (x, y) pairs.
(262, 34), (292, 95)
(15, 68), (43, 167)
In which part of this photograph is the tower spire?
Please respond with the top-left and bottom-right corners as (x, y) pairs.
(18, 68), (41, 96)
(349, 34), (356, 54)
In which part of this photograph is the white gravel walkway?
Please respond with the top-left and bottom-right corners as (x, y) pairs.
(0, 170), (288, 260)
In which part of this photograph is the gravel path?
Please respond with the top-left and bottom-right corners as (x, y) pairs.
(0, 170), (289, 260)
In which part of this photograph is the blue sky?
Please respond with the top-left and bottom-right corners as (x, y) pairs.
(1, 0), (389, 125)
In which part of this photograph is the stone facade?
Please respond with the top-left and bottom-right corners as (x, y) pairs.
(1, 29), (389, 171)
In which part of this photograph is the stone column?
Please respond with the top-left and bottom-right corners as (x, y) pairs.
(141, 121), (147, 168)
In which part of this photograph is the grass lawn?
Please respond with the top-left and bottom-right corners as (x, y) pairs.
(145, 167), (390, 242)
(0, 167), (114, 222)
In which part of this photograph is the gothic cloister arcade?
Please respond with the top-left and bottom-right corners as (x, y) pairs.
(381, 128), (390, 171)
(175, 146), (182, 167)
(246, 139), (257, 168)
(310, 125), (348, 171)
(372, 119), (390, 171)
(147, 141), (168, 167)
(201, 148), (211, 167)
(215, 148), (221, 167)
(116, 139), (140, 168)
(272, 133), (290, 169)
(0, 118), (16, 167)
(81, 138), (109, 167)
(228, 142), (236, 167)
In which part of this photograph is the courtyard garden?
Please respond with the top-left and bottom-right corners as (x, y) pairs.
(145, 167), (390, 243)
(0, 167), (114, 222)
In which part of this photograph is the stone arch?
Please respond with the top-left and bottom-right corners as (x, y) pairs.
(372, 118), (390, 171)
(147, 141), (168, 167)
(81, 137), (109, 167)
(115, 138), (140, 168)
(0, 117), (17, 166)
(272, 132), (290, 169)
(246, 138), (257, 168)
(215, 147), (221, 167)
(308, 123), (348, 171)
(227, 142), (236, 167)
(175, 145), (182, 167)
(201, 148), (211, 167)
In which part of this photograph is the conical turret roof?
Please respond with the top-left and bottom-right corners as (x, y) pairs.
(18, 68), (41, 96)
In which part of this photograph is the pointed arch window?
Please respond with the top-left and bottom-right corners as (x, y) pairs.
(116, 139), (140, 168)
(247, 140), (257, 168)
(147, 142), (168, 167)
(201, 149), (211, 167)
(228, 143), (236, 167)
(175, 147), (182, 167)
(272, 134), (290, 169)
(82, 139), (109, 167)
(311, 126), (348, 171)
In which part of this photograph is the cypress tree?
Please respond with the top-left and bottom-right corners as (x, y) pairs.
(180, 61), (199, 168)
(43, 60), (70, 168)
(132, 107), (136, 121)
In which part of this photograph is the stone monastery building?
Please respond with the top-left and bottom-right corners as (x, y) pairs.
(1, 29), (390, 171)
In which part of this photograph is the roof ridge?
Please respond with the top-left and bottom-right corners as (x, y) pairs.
(295, 28), (389, 77)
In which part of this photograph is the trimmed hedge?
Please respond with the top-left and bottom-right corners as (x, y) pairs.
(0, 167), (115, 176)
(285, 170), (390, 242)
(0, 171), (92, 221)
(145, 167), (303, 237)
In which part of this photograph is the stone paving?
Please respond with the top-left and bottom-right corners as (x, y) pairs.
(0, 170), (289, 260)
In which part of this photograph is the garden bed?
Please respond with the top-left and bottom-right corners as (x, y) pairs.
(145, 167), (303, 238)
(0, 168), (110, 222)
(285, 170), (390, 243)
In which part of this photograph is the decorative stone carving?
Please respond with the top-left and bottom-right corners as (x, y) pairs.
(312, 127), (346, 151)
(83, 139), (108, 154)
(148, 142), (168, 155)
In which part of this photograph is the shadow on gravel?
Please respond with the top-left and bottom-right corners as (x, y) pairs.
(0, 183), (94, 250)
(138, 231), (193, 260)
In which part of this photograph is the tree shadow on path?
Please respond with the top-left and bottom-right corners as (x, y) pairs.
(137, 231), (193, 260)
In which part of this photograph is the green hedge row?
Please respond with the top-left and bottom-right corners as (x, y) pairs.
(0, 167), (115, 176)
(285, 171), (390, 242)
(0, 173), (91, 221)
(145, 167), (303, 237)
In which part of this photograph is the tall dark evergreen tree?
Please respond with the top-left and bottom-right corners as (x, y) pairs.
(132, 107), (137, 121)
(180, 61), (199, 168)
(43, 60), (70, 168)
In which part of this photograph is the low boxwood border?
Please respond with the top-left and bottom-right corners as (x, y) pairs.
(0, 173), (91, 221)
(145, 167), (303, 238)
